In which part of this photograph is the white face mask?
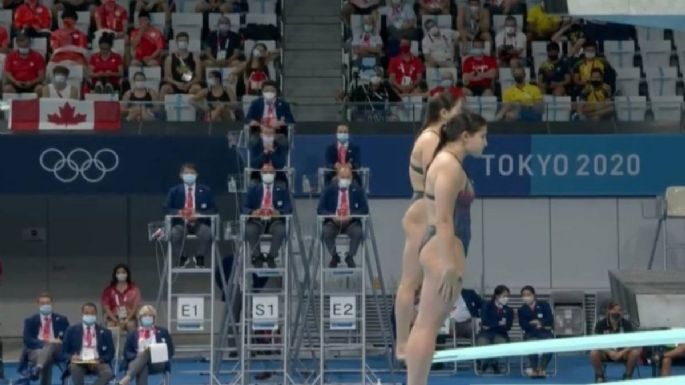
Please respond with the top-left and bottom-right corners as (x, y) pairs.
(585, 51), (596, 59)
(261, 173), (275, 184)
(337, 132), (349, 143)
(497, 296), (509, 306)
(18, 47), (29, 55)
(471, 47), (484, 56)
(177, 41), (188, 51)
(134, 80), (146, 89)
(441, 79), (452, 88)
(370, 76), (382, 85)
(338, 178), (351, 189)
(263, 91), (276, 101)
(363, 24), (373, 33)
(207, 78), (217, 87)
(218, 23), (230, 32)
(54, 75), (66, 84)
(116, 273), (128, 282)
(505, 26), (516, 34)
(429, 27), (440, 37)
(252, 49), (263, 58)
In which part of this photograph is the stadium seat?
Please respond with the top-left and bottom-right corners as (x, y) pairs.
(673, 30), (685, 52)
(165, 94), (197, 121)
(425, 67), (458, 91)
(57, 11), (91, 33)
(399, 95), (424, 122)
(531, 41), (550, 73)
(208, 13), (241, 32)
(180, 0), (198, 12)
(641, 40), (672, 68)
(0, 9), (12, 28)
(171, 13), (203, 41)
(615, 96), (647, 121)
(134, 12), (167, 32)
(247, 0), (277, 14)
(614, 67), (641, 96)
(650, 96), (683, 122)
(493, 14), (523, 33)
(420, 14), (453, 30)
(465, 96), (498, 122)
(128, 66), (162, 91)
(245, 13), (278, 27)
(644, 66), (678, 97)
(543, 95), (572, 122)
(498, 67), (531, 91)
(168, 40), (202, 55)
(635, 26), (665, 48)
(603, 40), (635, 68)
(242, 94), (258, 116)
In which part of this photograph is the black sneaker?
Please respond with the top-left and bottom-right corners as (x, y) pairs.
(329, 254), (341, 268)
(265, 254), (277, 268)
(251, 254), (264, 268)
(194, 255), (205, 268)
(344, 255), (356, 268)
(178, 256), (190, 268)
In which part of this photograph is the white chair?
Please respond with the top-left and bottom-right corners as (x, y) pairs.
(543, 95), (572, 122)
(425, 67), (458, 91)
(498, 67), (530, 91)
(493, 14), (523, 33)
(614, 96), (647, 121)
(165, 94), (196, 121)
(134, 12), (166, 32)
(57, 11), (91, 33)
(208, 13), (241, 32)
(635, 26), (665, 48)
(399, 95), (424, 122)
(85, 93), (120, 101)
(614, 67), (641, 96)
(674, 30), (685, 52)
(171, 12), (203, 40)
(603, 40), (635, 68)
(181, 0), (198, 12)
(650, 96), (683, 122)
(2, 93), (39, 101)
(0, 9), (12, 28)
(465, 96), (498, 122)
(641, 40), (672, 68)
(645, 66), (678, 97)
(247, 0), (277, 13)
(168, 39), (202, 54)
(245, 13), (277, 26)
(242, 94), (258, 116)
(420, 14), (453, 29)
(531, 41), (550, 73)
(128, 66), (162, 91)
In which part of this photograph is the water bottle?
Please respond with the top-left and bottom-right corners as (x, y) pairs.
(302, 175), (311, 194)
(228, 177), (237, 193)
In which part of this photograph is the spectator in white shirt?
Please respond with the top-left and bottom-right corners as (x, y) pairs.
(384, 0), (417, 41)
(421, 18), (458, 68)
(495, 15), (527, 67)
(352, 14), (383, 61)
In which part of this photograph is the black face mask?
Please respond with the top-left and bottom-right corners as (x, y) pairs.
(591, 80), (602, 87)
(513, 75), (525, 84)
(610, 313), (621, 321)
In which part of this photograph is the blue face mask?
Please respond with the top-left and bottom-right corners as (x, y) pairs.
(39, 304), (52, 315)
(182, 173), (196, 185)
(140, 316), (154, 328)
(82, 315), (97, 325)
(337, 133), (349, 143)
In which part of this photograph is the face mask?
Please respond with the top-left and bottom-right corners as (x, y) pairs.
(610, 313), (621, 321)
(430, 27), (440, 37)
(19, 47), (30, 55)
(470, 48), (484, 56)
(591, 80), (602, 87)
(338, 178), (351, 189)
(252, 49), (263, 58)
(54, 75), (67, 84)
(39, 304), (52, 315)
(400, 45), (411, 55)
(505, 26), (515, 34)
(134, 80), (146, 89)
(82, 315), (96, 325)
(440, 79), (452, 88)
(337, 132), (349, 143)
(100, 46), (110, 53)
(207, 78), (217, 87)
(218, 23), (230, 32)
(116, 273), (127, 282)
(177, 41), (188, 51)
(585, 51), (596, 59)
(513, 75), (525, 84)
(548, 53), (558, 61)
(370, 76), (382, 85)
(261, 173), (275, 184)
(497, 296), (509, 306)
(182, 173), (196, 185)
(140, 316), (154, 327)
(363, 24), (373, 33)
(63, 19), (76, 28)
(522, 296), (534, 305)
(263, 91), (276, 101)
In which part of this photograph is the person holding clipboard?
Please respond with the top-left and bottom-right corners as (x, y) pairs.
(63, 303), (115, 385)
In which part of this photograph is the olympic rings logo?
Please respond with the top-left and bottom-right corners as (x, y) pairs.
(39, 148), (119, 183)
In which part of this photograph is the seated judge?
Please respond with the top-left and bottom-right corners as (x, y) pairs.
(245, 81), (295, 137)
(317, 165), (369, 268)
(242, 163), (292, 268)
(249, 123), (289, 176)
(117, 305), (174, 385)
(164, 163), (217, 268)
(63, 303), (114, 385)
(324, 124), (361, 185)
(448, 288), (483, 339)
(22, 293), (69, 385)
(518, 285), (554, 378)
(476, 285), (514, 374)
(590, 301), (642, 382)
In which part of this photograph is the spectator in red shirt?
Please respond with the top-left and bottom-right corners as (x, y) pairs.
(428, 70), (464, 100)
(2, 33), (46, 94)
(100, 264), (142, 332)
(13, 0), (52, 33)
(462, 39), (497, 96)
(388, 39), (425, 96)
(88, 33), (124, 93)
(94, 0), (129, 38)
(0, 26), (9, 54)
(49, 9), (89, 65)
(130, 10), (165, 66)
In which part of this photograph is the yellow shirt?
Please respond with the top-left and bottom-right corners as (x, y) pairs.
(575, 58), (607, 83)
(503, 84), (543, 106)
(527, 5), (560, 36)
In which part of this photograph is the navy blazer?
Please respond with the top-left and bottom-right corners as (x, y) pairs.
(164, 184), (217, 226)
(242, 183), (292, 215)
(461, 289), (483, 318)
(23, 313), (70, 350)
(324, 142), (361, 170)
(518, 300), (554, 337)
(62, 324), (115, 364)
(480, 301), (514, 337)
(245, 97), (295, 125)
(317, 183), (369, 216)
(249, 136), (289, 169)
(123, 327), (175, 372)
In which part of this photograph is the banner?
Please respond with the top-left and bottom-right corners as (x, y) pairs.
(9, 99), (121, 131)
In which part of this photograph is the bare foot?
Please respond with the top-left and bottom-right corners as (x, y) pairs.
(395, 344), (407, 361)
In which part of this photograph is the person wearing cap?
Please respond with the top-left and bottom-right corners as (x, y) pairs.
(2, 33), (46, 94)
(537, 41), (571, 96)
(129, 10), (165, 66)
(49, 8), (88, 65)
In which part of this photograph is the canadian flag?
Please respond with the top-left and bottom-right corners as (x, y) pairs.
(9, 99), (121, 132)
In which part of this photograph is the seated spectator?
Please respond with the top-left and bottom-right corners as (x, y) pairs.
(421, 18), (458, 69)
(318, 165), (369, 268)
(484, 0), (526, 15)
(49, 9), (88, 65)
(428, 70), (464, 100)
(13, 0), (52, 33)
(340, 0), (380, 26)
(324, 124), (361, 184)
(388, 39), (425, 96)
(418, 0), (449, 15)
(661, 345), (685, 376)
(101, 264), (142, 333)
(384, 0), (417, 41)
(590, 301), (642, 382)
(94, 0), (129, 38)
(195, 0), (230, 13)
(246, 81), (295, 137)
(121, 71), (159, 121)
(161, 32), (203, 98)
(203, 15), (243, 68)
(242, 163), (292, 268)
(117, 305), (174, 385)
(447, 288), (483, 339)
(134, 0), (169, 18)
(344, 67), (401, 121)
(572, 40), (613, 93)
(88, 33), (124, 94)
(551, 18), (586, 58)
(63, 303), (114, 385)
(192, 70), (239, 122)
(518, 285), (554, 378)
(22, 293), (69, 385)
(130, 10), (165, 67)
(495, 15), (527, 67)
(249, 124), (288, 171)
(0, 26), (8, 54)
(476, 285), (513, 374)
(526, 0), (560, 41)
(42, 65), (80, 99)
(499, 65), (542, 121)
(3, 33), (46, 95)
(457, 0), (492, 42)
(577, 68), (614, 120)
(352, 14), (383, 62)
(537, 41), (571, 96)
(164, 163), (217, 268)
(242, 43), (272, 96)
(462, 40), (497, 96)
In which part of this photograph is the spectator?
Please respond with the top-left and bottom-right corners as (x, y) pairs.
(661, 345), (685, 376)
(242, 43), (272, 96)
(551, 18), (586, 58)
(518, 285), (554, 378)
(63, 303), (114, 385)
(324, 124), (361, 185)
(249, 124), (288, 171)
(117, 305), (174, 385)
(462, 39), (497, 96)
(49, 9), (88, 65)
(192, 70), (239, 122)
(161, 32), (203, 98)
(384, 0), (417, 41)
(495, 15), (527, 67)
(94, 0), (129, 38)
(537, 41), (571, 96)
(13, 0), (52, 33)
(246, 81), (295, 137)
(130, 10), (165, 67)
(448, 289), (483, 339)
(195, 0), (230, 13)
(164, 163), (217, 268)
(88, 33), (124, 94)
(421, 18), (458, 69)
(457, 0), (492, 42)
(428, 69), (464, 100)
(0, 26), (8, 54)
(484, 0), (526, 15)
(476, 285), (513, 374)
(590, 301), (642, 382)
(101, 264), (142, 333)
(572, 40), (612, 92)
(499, 65), (543, 121)
(418, 0), (449, 15)
(242, 163), (292, 268)
(21, 293), (69, 385)
(203, 15), (243, 68)
(351, 14), (383, 62)
(2, 33), (46, 95)
(345, 67), (401, 121)
(526, 0), (560, 41)
(318, 165), (369, 268)
(121, 71), (159, 121)
(340, 0), (380, 26)
(577, 68), (614, 120)
(42, 65), (80, 99)
(388, 39), (425, 96)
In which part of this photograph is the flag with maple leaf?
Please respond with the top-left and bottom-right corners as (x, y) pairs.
(9, 99), (121, 131)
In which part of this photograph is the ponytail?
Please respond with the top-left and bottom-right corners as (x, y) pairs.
(420, 91), (455, 132)
(426, 110), (486, 171)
